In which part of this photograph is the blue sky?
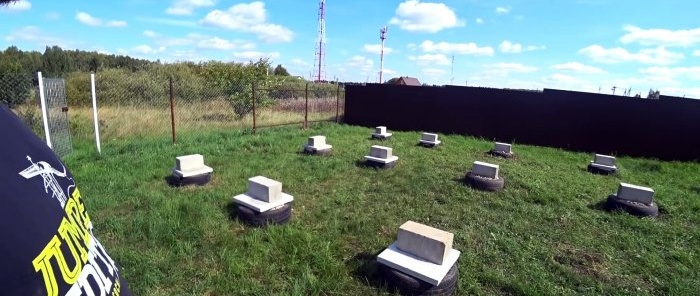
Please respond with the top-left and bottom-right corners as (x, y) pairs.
(2, 0), (700, 98)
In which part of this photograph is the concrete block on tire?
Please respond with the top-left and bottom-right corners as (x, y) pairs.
(605, 195), (658, 218)
(397, 221), (453, 265)
(465, 172), (504, 192)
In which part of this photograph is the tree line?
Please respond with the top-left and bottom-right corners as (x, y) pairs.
(0, 45), (340, 109)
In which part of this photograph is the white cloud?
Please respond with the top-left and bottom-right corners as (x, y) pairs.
(409, 54), (450, 66)
(4, 26), (68, 47)
(475, 18), (484, 24)
(76, 12), (127, 27)
(363, 44), (393, 55)
(382, 68), (397, 75)
(201, 2), (294, 43)
(551, 62), (606, 74)
(496, 6), (510, 14)
(694, 50), (700, 57)
(143, 30), (159, 38)
(420, 40), (494, 56)
(389, 0), (464, 33)
(620, 25), (700, 47)
(195, 37), (255, 51)
(166, 0), (216, 15)
(483, 62), (538, 76)
(346, 55), (374, 72)
(2, 0), (31, 11)
(423, 68), (445, 75)
(579, 45), (684, 65)
(499, 40), (545, 53)
(639, 66), (700, 81)
(233, 51), (280, 61)
(132, 45), (166, 55)
(499, 40), (522, 53)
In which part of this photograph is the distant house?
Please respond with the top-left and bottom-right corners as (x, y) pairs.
(387, 76), (421, 86)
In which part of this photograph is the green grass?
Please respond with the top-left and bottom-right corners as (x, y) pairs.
(64, 123), (700, 296)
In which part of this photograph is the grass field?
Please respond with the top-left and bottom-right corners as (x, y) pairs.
(64, 123), (700, 296)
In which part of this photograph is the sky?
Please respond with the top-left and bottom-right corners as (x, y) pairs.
(2, 0), (700, 98)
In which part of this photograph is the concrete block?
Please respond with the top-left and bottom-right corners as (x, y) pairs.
(308, 135), (327, 147)
(472, 161), (499, 179)
(233, 192), (294, 213)
(375, 126), (387, 134)
(494, 142), (512, 154)
(594, 154), (616, 167)
(172, 166), (213, 178)
(421, 133), (439, 142)
(370, 145), (392, 159)
(617, 183), (654, 205)
(247, 176), (283, 203)
(396, 221), (454, 265)
(377, 242), (460, 286)
(176, 154), (205, 171)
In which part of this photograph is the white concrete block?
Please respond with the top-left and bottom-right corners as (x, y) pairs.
(172, 166), (213, 178)
(472, 161), (499, 179)
(364, 155), (399, 164)
(375, 126), (387, 134)
(617, 183), (654, 205)
(494, 142), (512, 154)
(396, 221), (454, 265)
(370, 145), (392, 159)
(594, 154), (616, 167)
(233, 192), (294, 213)
(247, 176), (283, 203)
(421, 133), (439, 142)
(176, 154), (205, 171)
(308, 136), (327, 147)
(589, 163), (616, 171)
(377, 242), (461, 286)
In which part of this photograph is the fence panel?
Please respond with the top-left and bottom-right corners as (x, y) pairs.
(1, 73), (43, 138)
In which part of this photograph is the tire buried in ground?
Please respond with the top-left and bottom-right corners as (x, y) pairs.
(587, 164), (617, 176)
(605, 195), (658, 217)
(379, 261), (458, 296)
(236, 202), (292, 226)
(488, 150), (514, 159)
(170, 173), (212, 187)
(465, 172), (504, 191)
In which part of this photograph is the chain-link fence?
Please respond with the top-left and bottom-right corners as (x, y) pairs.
(86, 71), (344, 142)
(1, 72), (44, 138)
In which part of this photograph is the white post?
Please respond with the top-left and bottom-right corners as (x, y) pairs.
(37, 72), (52, 149)
(90, 73), (101, 154)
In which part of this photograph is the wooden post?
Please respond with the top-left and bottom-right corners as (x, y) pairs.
(252, 82), (257, 135)
(169, 77), (176, 144)
(304, 83), (309, 129)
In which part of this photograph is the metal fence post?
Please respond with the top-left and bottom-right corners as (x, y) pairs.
(90, 73), (101, 154)
(252, 82), (257, 135)
(335, 82), (341, 123)
(304, 83), (309, 129)
(37, 71), (53, 149)
(169, 77), (176, 144)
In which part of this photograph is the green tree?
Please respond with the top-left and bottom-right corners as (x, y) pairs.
(273, 64), (290, 76)
(0, 58), (31, 108)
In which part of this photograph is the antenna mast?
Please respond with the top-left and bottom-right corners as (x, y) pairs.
(379, 26), (388, 83)
(313, 0), (327, 83)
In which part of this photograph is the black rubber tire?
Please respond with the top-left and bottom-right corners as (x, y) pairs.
(488, 150), (514, 159)
(304, 148), (332, 156)
(419, 142), (439, 148)
(170, 173), (212, 187)
(236, 202), (293, 226)
(465, 172), (504, 191)
(379, 261), (458, 296)
(587, 164), (617, 176)
(366, 160), (397, 169)
(605, 195), (658, 217)
(371, 135), (392, 140)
